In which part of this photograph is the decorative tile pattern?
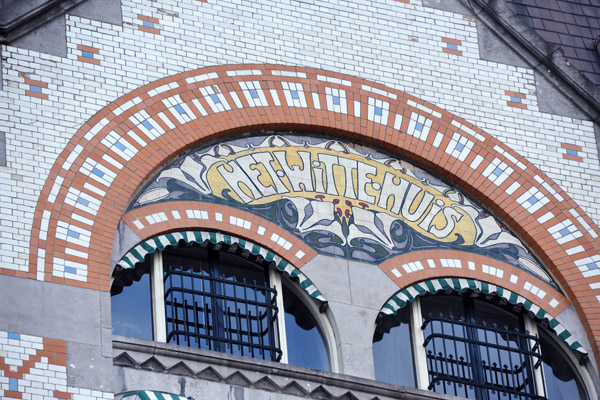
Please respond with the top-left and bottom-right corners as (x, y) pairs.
(379, 249), (561, 311)
(505, 90), (527, 109)
(20, 73), (48, 100)
(76, 44), (100, 65)
(0, 331), (113, 400)
(121, 201), (316, 269)
(19, 65), (595, 295)
(562, 142), (584, 162)
(138, 14), (160, 34)
(442, 37), (463, 56)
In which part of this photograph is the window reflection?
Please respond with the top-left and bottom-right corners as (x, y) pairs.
(540, 330), (587, 400)
(111, 258), (153, 340)
(283, 284), (330, 371)
(372, 306), (416, 387)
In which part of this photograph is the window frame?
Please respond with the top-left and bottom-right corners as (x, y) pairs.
(113, 244), (339, 372)
(375, 294), (597, 400)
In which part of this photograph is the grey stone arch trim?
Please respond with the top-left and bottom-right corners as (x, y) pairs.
(380, 277), (586, 354)
(114, 230), (327, 302)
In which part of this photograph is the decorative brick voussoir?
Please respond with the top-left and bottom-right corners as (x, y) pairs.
(120, 201), (317, 268)
(25, 64), (600, 364)
(379, 249), (568, 315)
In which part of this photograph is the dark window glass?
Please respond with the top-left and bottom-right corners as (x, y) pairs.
(373, 293), (587, 400)
(111, 259), (153, 340)
(372, 306), (415, 387)
(540, 330), (587, 400)
(283, 284), (329, 371)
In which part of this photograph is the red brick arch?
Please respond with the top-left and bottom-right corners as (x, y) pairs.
(119, 201), (318, 268)
(379, 250), (569, 316)
(21, 64), (600, 361)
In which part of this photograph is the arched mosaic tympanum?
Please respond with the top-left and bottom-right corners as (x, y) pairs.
(21, 64), (600, 363)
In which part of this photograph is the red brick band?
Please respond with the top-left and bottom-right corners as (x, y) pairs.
(121, 201), (318, 268)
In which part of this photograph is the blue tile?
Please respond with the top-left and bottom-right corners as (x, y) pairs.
(510, 96), (522, 103)
(559, 227), (571, 237)
(82, 51), (94, 59)
(29, 85), (42, 93)
(91, 167), (104, 178)
(210, 93), (221, 103)
(174, 104), (185, 114)
(374, 106), (383, 116)
(492, 167), (503, 177)
(566, 149), (578, 156)
(447, 43), (458, 50)
(415, 122), (423, 131)
(290, 90), (299, 100)
(9, 378), (17, 392)
(64, 266), (77, 274)
(455, 142), (465, 152)
(8, 332), (20, 340)
(114, 141), (127, 151)
(332, 96), (340, 105)
(249, 89), (259, 99)
(587, 263), (598, 270)
(142, 20), (155, 28)
(141, 120), (153, 130)
(67, 230), (80, 239)
(527, 196), (538, 205)
(77, 197), (89, 207)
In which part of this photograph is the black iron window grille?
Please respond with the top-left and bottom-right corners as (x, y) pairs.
(111, 241), (334, 370)
(373, 293), (590, 400)
(164, 262), (281, 361)
(422, 307), (546, 399)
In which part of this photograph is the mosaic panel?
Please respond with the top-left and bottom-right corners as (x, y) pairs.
(131, 135), (552, 285)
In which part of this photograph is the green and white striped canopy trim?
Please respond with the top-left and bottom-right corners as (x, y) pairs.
(121, 390), (193, 400)
(381, 277), (586, 354)
(116, 230), (325, 302)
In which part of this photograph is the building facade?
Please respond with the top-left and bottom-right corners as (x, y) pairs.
(1, 0), (600, 399)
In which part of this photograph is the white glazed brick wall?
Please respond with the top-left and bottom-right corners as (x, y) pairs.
(0, 0), (598, 273)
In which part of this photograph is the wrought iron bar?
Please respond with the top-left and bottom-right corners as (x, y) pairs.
(163, 266), (281, 361)
(423, 314), (545, 400)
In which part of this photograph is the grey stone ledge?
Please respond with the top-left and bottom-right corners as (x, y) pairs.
(113, 336), (459, 400)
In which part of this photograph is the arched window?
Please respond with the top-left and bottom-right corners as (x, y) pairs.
(373, 292), (591, 400)
(111, 240), (332, 371)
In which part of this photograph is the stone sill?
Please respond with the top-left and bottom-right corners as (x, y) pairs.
(112, 336), (459, 400)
